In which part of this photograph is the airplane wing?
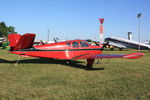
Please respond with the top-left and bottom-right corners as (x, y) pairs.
(72, 52), (144, 60)
(108, 41), (126, 49)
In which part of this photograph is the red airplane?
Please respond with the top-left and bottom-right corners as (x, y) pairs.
(8, 33), (144, 69)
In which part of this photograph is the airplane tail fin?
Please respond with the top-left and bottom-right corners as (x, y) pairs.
(8, 33), (36, 51)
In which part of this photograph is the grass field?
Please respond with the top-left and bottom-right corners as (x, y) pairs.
(0, 49), (150, 100)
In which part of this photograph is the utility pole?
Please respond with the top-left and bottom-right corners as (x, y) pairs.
(47, 29), (50, 42)
(137, 13), (142, 52)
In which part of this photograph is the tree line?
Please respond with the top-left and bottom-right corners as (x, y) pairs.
(0, 22), (15, 37)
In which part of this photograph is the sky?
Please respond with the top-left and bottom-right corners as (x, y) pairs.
(0, 0), (150, 41)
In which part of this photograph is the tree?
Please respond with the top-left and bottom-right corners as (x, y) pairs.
(8, 26), (15, 32)
(0, 22), (15, 37)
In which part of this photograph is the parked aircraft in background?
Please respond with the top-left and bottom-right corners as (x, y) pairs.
(104, 36), (150, 50)
(8, 33), (144, 69)
(143, 41), (150, 45)
(0, 37), (5, 47)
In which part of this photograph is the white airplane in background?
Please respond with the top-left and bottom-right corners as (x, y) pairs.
(104, 36), (150, 50)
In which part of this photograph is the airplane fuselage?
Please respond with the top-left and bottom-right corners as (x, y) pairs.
(10, 40), (102, 60)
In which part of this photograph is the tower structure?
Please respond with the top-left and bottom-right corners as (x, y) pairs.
(99, 18), (104, 46)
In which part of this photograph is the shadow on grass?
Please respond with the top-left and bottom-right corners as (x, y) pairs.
(0, 58), (104, 71)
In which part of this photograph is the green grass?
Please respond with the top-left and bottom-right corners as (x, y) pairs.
(0, 49), (150, 100)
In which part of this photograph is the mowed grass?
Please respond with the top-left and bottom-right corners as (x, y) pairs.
(0, 49), (150, 100)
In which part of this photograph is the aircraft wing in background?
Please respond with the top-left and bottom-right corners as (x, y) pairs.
(108, 41), (127, 49)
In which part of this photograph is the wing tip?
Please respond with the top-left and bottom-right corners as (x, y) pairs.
(123, 52), (144, 59)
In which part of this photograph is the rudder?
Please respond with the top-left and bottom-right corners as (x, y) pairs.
(8, 33), (36, 51)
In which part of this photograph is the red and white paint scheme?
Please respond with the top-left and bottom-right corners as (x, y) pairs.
(99, 18), (104, 46)
(8, 33), (144, 68)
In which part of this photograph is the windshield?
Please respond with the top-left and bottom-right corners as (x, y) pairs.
(80, 41), (89, 47)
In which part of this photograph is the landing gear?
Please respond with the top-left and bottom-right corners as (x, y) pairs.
(86, 59), (95, 69)
(119, 48), (123, 51)
(96, 59), (102, 64)
(110, 48), (114, 51)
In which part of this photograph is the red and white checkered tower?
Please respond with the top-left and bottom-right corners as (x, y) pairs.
(99, 18), (104, 46)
